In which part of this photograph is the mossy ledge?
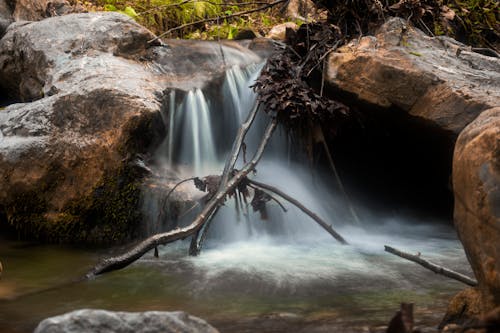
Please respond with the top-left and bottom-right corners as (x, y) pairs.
(0, 108), (165, 245)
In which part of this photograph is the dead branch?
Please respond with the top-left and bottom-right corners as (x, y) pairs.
(88, 119), (277, 277)
(148, 0), (288, 43)
(316, 125), (361, 226)
(248, 183), (287, 212)
(192, 118), (278, 255)
(157, 176), (197, 224)
(192, 103), (261, 254)
(247, 179), (348, 244)
(384, 245), (477, 287)
(219, 103), (260, 190)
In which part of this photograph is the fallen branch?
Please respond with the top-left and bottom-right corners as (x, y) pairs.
(148, 0), (288, 43)
(219, 103), (260, 190)
(247, 179), (348, 244)
(191, 103), (261, 254)
(88, 119), (277, 277)
(192, 119), (278, 255)
(384, 245), (477, 287)
(248, 183), (287, 212)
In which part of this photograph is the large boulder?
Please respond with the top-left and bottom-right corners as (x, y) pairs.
(327, 17), (500, 135)
(0, 13), (166, 242)
(452, 107), (500, 312)
(0, 12), (263, 242)
(34, 309), (219, 333)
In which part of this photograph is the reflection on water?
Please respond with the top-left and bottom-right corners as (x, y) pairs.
(0, 222), (470, 333)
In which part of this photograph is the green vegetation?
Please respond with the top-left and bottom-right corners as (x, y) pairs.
(80, 0), (498, 48)
(0, 158), (144, 244)
(84, 0), (290, 39)
(443, 0), (499, 48)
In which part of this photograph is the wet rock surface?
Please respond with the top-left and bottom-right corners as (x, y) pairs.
(327, 17), (500, 135)
(452, 107), (500, 311)
(0, 12), (264, 242)
(34, 310), (220, 333)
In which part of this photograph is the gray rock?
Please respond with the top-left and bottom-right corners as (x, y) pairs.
(34, 309), (219, 333)
(0, 11), (263, 242)
(0, 12), (160, 101)
(327, 17), (500, 135)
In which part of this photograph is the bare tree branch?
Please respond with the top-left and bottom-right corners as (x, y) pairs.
(193, 118), (278, 255)
(219, 101), (260, 190)
(157, 176), (197, 224)
(247, 179), (348, 244)
(88, 119), (277, 277)
(247, 183), (287, 212)
(384, 245), (477, 286)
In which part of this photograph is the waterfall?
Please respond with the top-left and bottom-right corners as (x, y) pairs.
(154, 62), (344, 245)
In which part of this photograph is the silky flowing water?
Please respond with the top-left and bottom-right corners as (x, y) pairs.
(0, 61), (472, 332)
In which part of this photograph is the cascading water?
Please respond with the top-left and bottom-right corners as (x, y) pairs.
(158, 61), (341, 244)
(146, 57), (470, 292)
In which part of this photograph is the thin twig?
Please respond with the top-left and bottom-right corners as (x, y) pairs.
(317, 126), (361, 226)
(306, 41), (340, 77)
(157, 177), (197, 224)
(148, 0), (288, 43)
(384, 245), (477, 286)
(248, 183), (288, 212)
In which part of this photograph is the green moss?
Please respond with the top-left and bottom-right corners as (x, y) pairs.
(85, 0), (286, 39)
(0, 160), (146, 245)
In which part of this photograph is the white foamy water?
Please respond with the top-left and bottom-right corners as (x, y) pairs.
(145, 59), (471, 295)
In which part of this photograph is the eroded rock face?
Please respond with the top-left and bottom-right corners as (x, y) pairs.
(327, 17), (500, 135)
(453, 107), (500, 311)
(0, 12), (263, 242)
(34, 310), (219, 333)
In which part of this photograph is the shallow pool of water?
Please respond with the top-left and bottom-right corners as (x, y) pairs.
(0, 220), (471, 333)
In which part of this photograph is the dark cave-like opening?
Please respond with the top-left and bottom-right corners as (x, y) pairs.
(322, 104), (456, 223)
(0, 92), (19, 108)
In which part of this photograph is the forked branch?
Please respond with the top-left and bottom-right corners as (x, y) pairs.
(88, 119), (278, 277)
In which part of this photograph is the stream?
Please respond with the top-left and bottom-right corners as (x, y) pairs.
(0, 225), (471, 332)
